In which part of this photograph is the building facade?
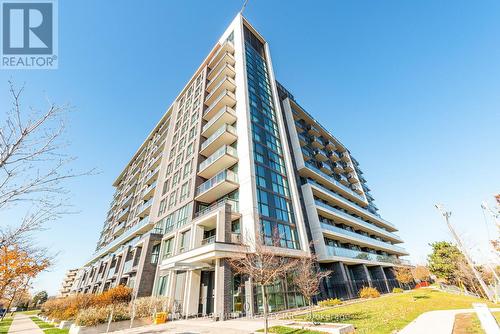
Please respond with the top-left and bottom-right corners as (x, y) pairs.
(59, 269), (79, 297)
(71, 14), (408, 319)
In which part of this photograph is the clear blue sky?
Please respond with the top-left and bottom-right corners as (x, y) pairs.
(1, 0), (499, 295)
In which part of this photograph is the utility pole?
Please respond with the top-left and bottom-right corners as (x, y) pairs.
(435, 204), (495, 302)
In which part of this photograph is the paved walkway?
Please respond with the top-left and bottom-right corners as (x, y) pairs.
(399, 307), (500, 334)
(8, 314), (43, 334)
(110, 317), (293, 334)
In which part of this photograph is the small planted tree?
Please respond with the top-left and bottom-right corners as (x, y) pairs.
(292, 255), (331, 321)
(228, 241), (297, 334)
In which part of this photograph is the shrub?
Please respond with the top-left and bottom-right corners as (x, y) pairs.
(318, 298), (342, 307)
(359, 287), (380, 299)
(131, 296), (170, 318)
(75, 304), (130, 327)
(42, 294), (96, 320)
(94, 285), (132, 306)
(392, 288), (404, 293)
(414, 281), (430, 289)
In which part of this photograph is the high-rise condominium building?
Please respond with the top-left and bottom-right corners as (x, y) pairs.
(70, 14), (408, 319)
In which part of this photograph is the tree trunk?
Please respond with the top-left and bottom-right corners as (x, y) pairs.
(261, 285), (269, 334)
(308, 298), (313, 321)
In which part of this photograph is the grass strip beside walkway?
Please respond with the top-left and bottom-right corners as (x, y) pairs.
(296, 289), (495, 334)
(30, 317), (69, 334)
(0, 317), (13, 334)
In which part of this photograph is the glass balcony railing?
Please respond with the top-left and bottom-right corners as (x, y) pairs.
(142, 181), (157, 197)
(326, 246), (408, 264)
(306, 179), (395, 229)
(305, 162), (365, 202)
(196, 169), (238, 196)
(194, 198), (239, 218)
(319, 220), (406, 254)
(201, 235), (216, 245)
(204, 90), (235, 117)
(199, 145), (238, 172)
(138, 199), (153, 214)
(200, 124), (237, 151)
(315, 199), (401, 242)
(202, 106), (235, 134)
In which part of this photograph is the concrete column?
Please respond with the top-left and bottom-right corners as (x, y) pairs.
(244, 277), (254, 316)
(362, 264), (373, 287)
(214, 259), (224, 319)
(378, 266), (391, 293)
(185, 270), (201, 317)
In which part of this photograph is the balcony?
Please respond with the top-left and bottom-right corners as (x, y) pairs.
(307, 125), (321, 137)
(113, 222), (125, 236)
(325, 246), (408, 265)
(203, 90), (236, 121)
(302, 162), (366, 204)
(142, 180), (157, 199)
(201, 106), (236, 138)
(324, 140), (336, 151)
(195, 169), (238, 203)
(297, 133), (308, 147)
(333, 162), (344, 173)
(344, 162), (354, 172)
(314, 150), (328, 162)
(124, 182), (137, 196)
(340, 151), (350, 162)
(121, 194), (133, 208)
(295, 121), (305, 133)
(137, 199), (153, 217)
(201, 235), (216, 245)
(198, 145), (238, 179)
(339, 175), (349, 186)
(313, 197), (402, 242)
(144, 166), (160, 184)
(194, 198), (240, 221)
(329, 151), (341, 162)
(347, 173), (359, 183)
(116, 207), (130, 222)
(207, 60), (236, 83)
(320, 222), (407, 255)
(302, 149), (313, 161)
(208, 41), (235, 69)
(351, 183), (363, 194)
(205, 76), (236, 106)
(310, 136), (324, 149)
(148, 153), (162, 169)
(318, 162), (333, 175)
(199, 124), (237, 157)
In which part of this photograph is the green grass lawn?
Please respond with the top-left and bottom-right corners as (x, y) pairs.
(257, 325), (324, 334)
(30, 317), (69, 334)
(0, 317), (13, 334)
(493, 312), (500, 324)
(296, 289), (495, 334)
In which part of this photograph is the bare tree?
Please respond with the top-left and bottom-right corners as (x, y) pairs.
(0, 81), (94, 247)
(292, 254), (330, 321)
(228, 240), (298, 334)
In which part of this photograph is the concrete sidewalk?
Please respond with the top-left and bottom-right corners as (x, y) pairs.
(110, 317), (292, 334)
(8, 314), (44, 334)
(399, 308), (500, 334)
